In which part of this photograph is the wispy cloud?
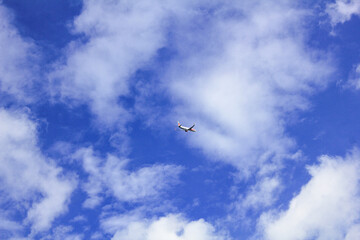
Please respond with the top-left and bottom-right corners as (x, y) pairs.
(0, 1), (353, 239)
(326, 0), (360, 26)
(0, 3), (39, 103)
(345, 64), (360, 90)
(232, 176), (282, 218)
(40, 225), (84, 240)
(0, 214), (22, 232)
(50, 0), (187, 129)
(0, 109), (76, 236)
(49, 0), (334, 176)
(74, 147), (183, 208)
(164, 0), (333, 175)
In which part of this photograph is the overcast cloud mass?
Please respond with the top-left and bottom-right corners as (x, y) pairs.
(0, 0), (360, 239)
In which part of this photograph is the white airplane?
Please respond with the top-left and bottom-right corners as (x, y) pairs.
(177, 121), (196, 132)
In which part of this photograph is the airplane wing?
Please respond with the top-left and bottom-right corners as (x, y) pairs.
(189, 124), (195, 130)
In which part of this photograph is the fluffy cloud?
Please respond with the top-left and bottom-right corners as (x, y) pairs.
(326, 0), (360, 26)
(0, 3), (38, 102)
(258, 149), (360, 240)
(74, 147), (183, 208)
(51, 0), (192, 128)
(50, 0), (334, 175)
(233, 176), (281, 217)
(101, 214), (228, 240)
(345, 224), (360, 240)
(165, 0), (333, 173)
(0, 109), (76, 235)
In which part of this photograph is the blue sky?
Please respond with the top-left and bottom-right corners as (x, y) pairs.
(1, 0), (360, 239)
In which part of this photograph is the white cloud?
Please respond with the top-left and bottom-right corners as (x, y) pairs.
(345, 224), (360, 240)
(325, 1), (360, 90)
(165, 0), (333, 173)
(0, 108), (76, 234)
(233, 176), (281, 217)
(258, 149), (360, 240)
(0, 216), (22, 232)
(50, 0), (192, 128)
(101, 214), (228, 240)
(74, 147), (183, 208)
(326, 0), (360, 26)
(346, 64), (360, 90)
(70, 215), (87, 223)
(50, 0), (334, 175)
(0, 3), (38, 102)
(40, 225), (83, 240)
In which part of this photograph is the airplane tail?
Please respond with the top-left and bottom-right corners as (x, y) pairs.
(178, 121), (181, 126)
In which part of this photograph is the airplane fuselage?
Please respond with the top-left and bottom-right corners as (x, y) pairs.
(178, 124), (196, 132)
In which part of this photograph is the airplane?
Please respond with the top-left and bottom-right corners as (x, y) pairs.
(177, 121), (196, 132)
